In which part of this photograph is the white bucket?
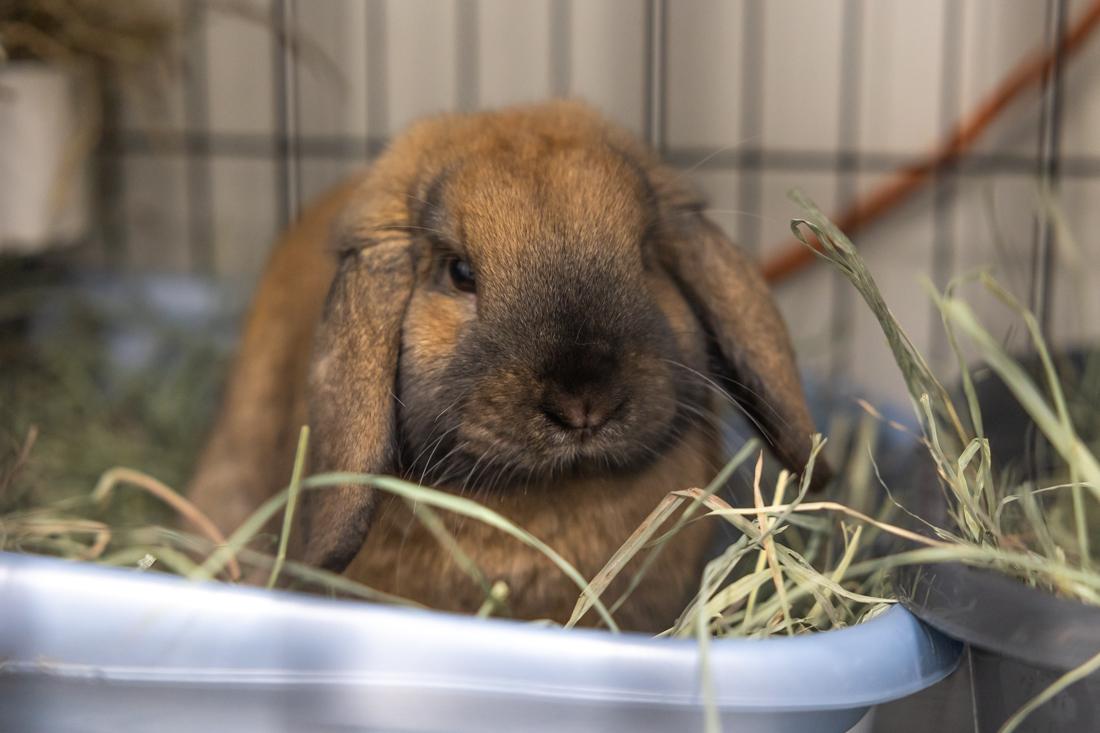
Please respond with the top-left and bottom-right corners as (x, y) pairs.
(0, 63), (92, 253)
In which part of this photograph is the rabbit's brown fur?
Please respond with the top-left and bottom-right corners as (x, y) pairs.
(189, 101), (823, 632)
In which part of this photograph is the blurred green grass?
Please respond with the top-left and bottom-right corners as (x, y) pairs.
(0, 267), (230, 526)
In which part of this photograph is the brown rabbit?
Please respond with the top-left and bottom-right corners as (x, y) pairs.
(188, 100), (826, 632)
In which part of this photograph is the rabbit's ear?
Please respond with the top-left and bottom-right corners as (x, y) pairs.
(658, 213), (830, 490)
(296, 239), (415, 572)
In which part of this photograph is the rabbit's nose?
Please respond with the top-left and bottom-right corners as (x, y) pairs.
(542, 390), (625, 433)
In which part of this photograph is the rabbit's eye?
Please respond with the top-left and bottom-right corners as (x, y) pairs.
(448, 257), (476, 293)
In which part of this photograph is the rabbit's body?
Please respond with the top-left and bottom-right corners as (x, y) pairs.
(349, 423), (720, 629)
(190, 101), (824, 632)
(188, 179), (346, 537)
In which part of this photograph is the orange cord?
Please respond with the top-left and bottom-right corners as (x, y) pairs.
(761, 0), (1100, 284)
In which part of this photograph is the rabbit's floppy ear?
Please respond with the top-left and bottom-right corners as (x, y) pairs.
(657, 211), (830, 490)
(296, 239), (415, 572)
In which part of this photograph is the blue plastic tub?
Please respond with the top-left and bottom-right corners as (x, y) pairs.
(0, 552), (959, 732)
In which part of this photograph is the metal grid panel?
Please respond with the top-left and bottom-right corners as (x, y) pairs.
(93, 0), (1093, 403)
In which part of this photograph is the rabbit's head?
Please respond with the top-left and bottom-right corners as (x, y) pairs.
(299, 101), (826, 571)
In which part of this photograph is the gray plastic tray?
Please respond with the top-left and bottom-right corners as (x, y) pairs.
(0, 552), (959, 732)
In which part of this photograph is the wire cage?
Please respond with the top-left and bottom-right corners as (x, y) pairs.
(4, 3), (1100, 730)
(3, 0), (1099, 510)
(62, 0), (1098, 411)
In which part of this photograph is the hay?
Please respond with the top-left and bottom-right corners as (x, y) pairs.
(4, 194), (1099, 676)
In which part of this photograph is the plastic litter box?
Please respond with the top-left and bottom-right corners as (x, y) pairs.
(0, 552), (959, 732)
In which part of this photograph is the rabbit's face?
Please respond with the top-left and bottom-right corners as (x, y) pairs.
(300, 102), (823, 572)
(397, 144), (710, 487)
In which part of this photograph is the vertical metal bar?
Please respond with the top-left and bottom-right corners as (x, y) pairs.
(1030, 0), (1068, 336)
(737, 0), (764, 254)
(365, 0), (389, 156)
(1022, 0), (1068, 509)
(183, 0), (213, 274)
(96, 79), (128, 268)
(550, 0), (572, 98)
(930, 0), (963, 367)
(455, 0), (480, 112)
(273, 0), (302, 228)
(287, 0), (302, 222)
(271, 0), (292, 232)
(643, 0), (667, 152)
(828, 0), (864, 392)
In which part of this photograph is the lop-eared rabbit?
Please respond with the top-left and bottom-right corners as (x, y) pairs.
(189, 101), (826, 631)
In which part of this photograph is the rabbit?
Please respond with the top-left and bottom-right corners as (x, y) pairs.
(188, 100), (828, 632)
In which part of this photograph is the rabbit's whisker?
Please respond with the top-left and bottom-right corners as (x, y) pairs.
(663, 358), (796, 438)
(410, 424), (461, 486)
(418, 437), (468, 486)
(433, 395), (464, 424)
